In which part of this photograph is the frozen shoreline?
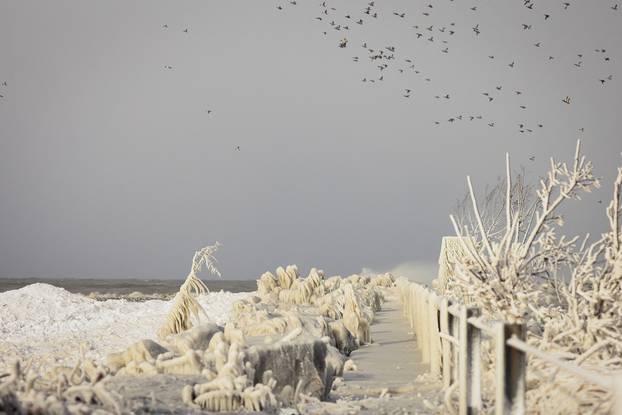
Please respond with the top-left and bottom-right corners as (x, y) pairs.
(0, 283), (253, 370)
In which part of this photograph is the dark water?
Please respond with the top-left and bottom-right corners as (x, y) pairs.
(0, 278), (257, 295)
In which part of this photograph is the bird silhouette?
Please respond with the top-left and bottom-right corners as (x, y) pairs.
(472, 24), (480, 36)
(562, 96), (571, 104)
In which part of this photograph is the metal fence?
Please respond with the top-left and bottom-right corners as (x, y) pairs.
(396, 277), (621, 415)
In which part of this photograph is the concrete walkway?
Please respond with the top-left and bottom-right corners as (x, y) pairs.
(324, 289), (444, 414)
(342, 292), (429, 390)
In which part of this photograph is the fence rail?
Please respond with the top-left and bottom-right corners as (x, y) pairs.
(395, 277), (621, 415)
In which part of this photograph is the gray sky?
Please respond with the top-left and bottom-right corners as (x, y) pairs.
(0, 0), (620, 280)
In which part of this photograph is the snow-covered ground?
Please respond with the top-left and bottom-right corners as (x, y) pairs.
(0, 283), (253, 370)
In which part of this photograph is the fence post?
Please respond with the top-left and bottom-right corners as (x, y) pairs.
(495, 322), (526, 415)
(459, 307), (482, 415)
(428, 292), (441, 377)
(440, 297), (452, 388)
(614, 375), (622, 415)
(451, 308), (460, 385)
(421, 290), (431, 363)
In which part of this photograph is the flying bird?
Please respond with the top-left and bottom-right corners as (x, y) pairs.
(562, 96), (571, 104)
(472, 24), (480, 35)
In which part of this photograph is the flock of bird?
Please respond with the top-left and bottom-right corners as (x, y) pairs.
(1, 2), (617, 145)
(275, 0), (618, 134)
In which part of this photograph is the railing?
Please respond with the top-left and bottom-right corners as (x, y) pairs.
(396, 277), (622, 415)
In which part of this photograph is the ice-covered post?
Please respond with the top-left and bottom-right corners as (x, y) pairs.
(451, 309), (460, 385)
(428, 291), (441, 377)
(495, 322), (526, 415)
(440, 297), (452, 388)
(614, 375), (622, 415)
(459, 307), (482, 415)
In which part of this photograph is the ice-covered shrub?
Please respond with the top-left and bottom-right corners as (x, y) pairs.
(158, 243), (221, 338)
(440, 141), (622, 413)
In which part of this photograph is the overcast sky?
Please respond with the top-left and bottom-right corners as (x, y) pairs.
(0, 0), (620, 280)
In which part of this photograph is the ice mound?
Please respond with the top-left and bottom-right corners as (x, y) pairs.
(0, 283), (254, 370)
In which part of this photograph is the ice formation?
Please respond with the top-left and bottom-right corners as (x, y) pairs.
(0, 283), (251, 370)
(99, 266), (392, 412)
(0, 246), (396, 413)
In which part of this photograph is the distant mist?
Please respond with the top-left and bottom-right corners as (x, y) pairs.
(361, 260), (438, 285)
